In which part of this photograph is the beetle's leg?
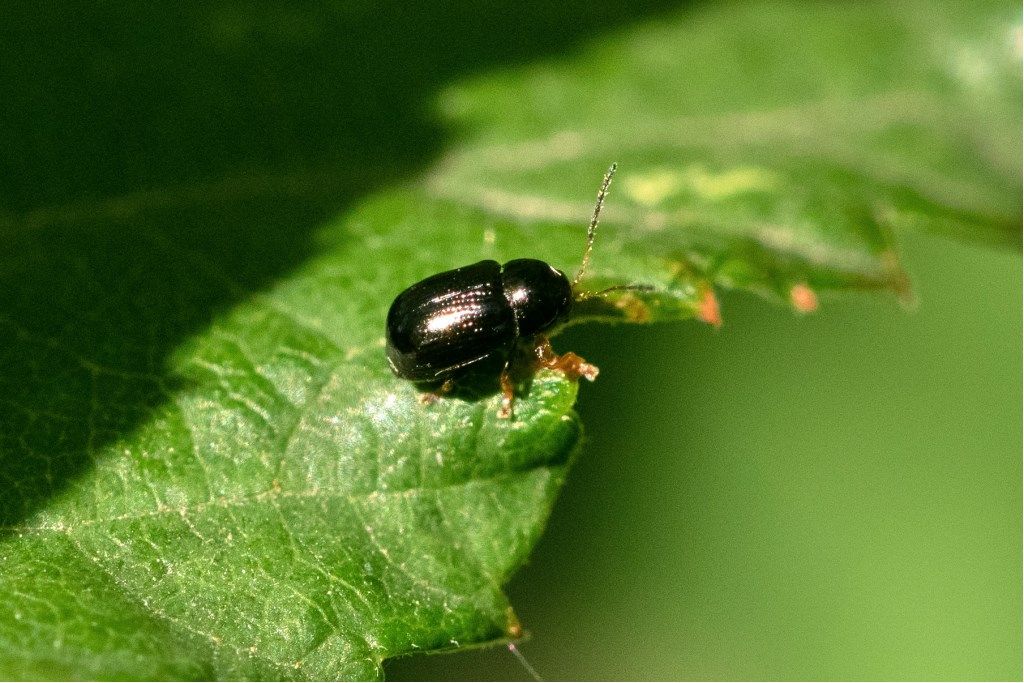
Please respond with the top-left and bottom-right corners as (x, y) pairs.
(418, 379), (455, 406)
(498, 363), (516, 419)
(533, 335), (599, 381)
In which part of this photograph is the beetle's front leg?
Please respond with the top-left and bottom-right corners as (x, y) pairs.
(533, 335), (599, 381)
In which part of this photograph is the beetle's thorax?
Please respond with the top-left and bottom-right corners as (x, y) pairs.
(500, 258), (573, 337)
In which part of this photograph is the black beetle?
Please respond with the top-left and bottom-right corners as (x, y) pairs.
(386, 164), (644, 416)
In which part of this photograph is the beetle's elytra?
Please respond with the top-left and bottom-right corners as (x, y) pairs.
(385, 164), (645, 417)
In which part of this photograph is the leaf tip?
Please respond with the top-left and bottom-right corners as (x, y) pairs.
(881, 250), (916, 309)
(789, 282), (819, 313)
(505, 606), (523, 640)
(697, 287), (722, 328)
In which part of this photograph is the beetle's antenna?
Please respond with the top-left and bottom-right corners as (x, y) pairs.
(574, 282), (653, 303)
(572, 162), (617, 288)
(591, 283), (654, 297)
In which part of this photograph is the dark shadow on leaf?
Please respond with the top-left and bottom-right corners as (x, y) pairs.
(411, 340), (562, 407)
(0, 1), (688, 529)
(412, 357), (506, 405)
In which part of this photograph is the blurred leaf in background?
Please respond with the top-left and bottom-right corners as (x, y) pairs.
(0, 0), (1019, 680)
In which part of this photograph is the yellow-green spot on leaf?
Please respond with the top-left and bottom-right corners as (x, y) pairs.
(682, 164), (781, 201)
(624, 164), (779, 207)
(623, 168), (685, 206)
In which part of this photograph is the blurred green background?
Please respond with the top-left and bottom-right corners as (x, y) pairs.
(388, 229), (1022, 681)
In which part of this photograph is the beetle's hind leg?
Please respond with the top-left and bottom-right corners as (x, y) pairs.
(533, 335), (599, 381)
(418, 379), (455, 406)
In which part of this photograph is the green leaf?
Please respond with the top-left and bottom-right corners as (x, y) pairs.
(0, 0), (1018, 679)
